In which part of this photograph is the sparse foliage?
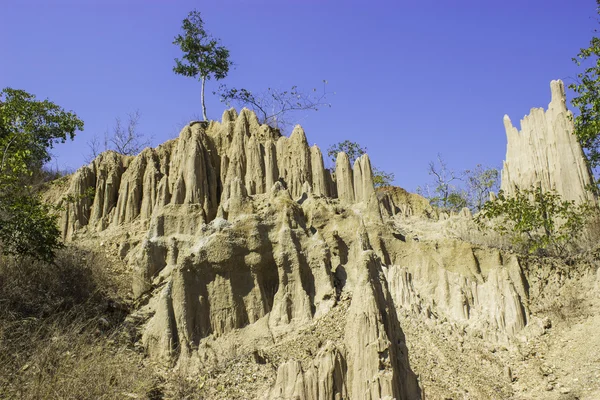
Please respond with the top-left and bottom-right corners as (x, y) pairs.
(108, 110), (151, 155)
(216, 81), (332, 131)
(372, 167), (395, 188)
(464, 164), (500, 211)
(418, 156), (499, 213)
(86, 111), (151, 161)
(173, 10), (232, 121)
(85, 134), (106, 163)
(327, 140), (366, 166)
(417, 154), (467, 213)
(0, 88), (83, 262)
(326, 140), (395, 187)
(63, 187), (96, 206)
(475, 187), (593, 256)
(0, 249), (159, 399)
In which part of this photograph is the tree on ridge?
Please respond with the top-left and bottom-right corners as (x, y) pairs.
(173, 10), (232, 121)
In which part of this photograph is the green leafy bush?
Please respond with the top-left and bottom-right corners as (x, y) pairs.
(475, 187), (593, 256)
(0, 195), (62, 263)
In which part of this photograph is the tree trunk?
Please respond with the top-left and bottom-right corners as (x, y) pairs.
(201, 76), (207, 121)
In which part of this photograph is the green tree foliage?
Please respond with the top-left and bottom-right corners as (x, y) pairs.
(570, 0), (600, 179)
(327, 140), (367, 166)
(372, 167), (395, 187)
(0, 88), (83, 262)
(215, 81), (332, 132)
(1, 89), (82, 178)
(475, 187), (592, 256)
(326, 141), (395, 188)
(173, 10), (232, 121)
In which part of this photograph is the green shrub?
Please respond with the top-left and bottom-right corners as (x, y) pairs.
(475, 187), (593, 256)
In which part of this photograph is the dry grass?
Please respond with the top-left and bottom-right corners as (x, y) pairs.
(162, 367), (206, 400)
(0, 247), (162, 399)
(0, 315), (160, 399)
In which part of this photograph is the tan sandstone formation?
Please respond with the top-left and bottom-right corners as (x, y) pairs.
(377, 186), (434, 219)
(55, 108), (542, 399)
(59, 108), (376, 242)
(502, 79), (595, 202)
(335, 152), (354, 203)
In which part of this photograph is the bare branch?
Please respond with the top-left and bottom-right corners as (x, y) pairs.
(86, 110), (152, 160)
(215, 81), (333, 132)
(84, 135), (104, 163)
(108, 110), (152, 156)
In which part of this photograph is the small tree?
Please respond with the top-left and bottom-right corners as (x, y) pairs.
(215, 81), (332, 131)
(109, 110), (151, 155)
(475, 187), (592, 256)
(0, 88), (83, 262)
(417, 154), (467, 212)
(326, 140), (395, 187)
(464, 164), (500, 211)
(85, 134), (104, 163)
(173, 10), (232, 121)
(86, 110), (151, 162)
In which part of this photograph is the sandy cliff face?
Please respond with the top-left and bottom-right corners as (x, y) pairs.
(57, 109), (537, 399)
(502, 79), (595, 202)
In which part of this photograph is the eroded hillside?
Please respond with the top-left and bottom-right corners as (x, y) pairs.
(43, 83), (600, 400)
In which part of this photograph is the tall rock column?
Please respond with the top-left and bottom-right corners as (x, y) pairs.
(276, 126), (312, 198)
(310, 145), (329, 197)
(501, 79), (595, 203)
(345, 250), (419, 399)
(336, 152), (355, 203)
(353, 154), (375, 203)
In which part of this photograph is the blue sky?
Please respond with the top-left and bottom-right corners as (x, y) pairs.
(1, 0), (597, 191)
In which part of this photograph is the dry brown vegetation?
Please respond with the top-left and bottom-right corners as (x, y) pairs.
(0, 247), (162, 399)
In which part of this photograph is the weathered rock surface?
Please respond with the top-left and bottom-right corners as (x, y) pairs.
(377, 186), (434, 219)
(55, 108), (548, 399)
(385, 239), (528, 342)
(59, 109), (376, 241)
(267, 342), (347, 400)
(502, 79), (595, 202)
(335, 152), (354, 204)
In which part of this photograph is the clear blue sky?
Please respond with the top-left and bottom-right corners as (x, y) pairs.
(1, 0), (597, 191)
